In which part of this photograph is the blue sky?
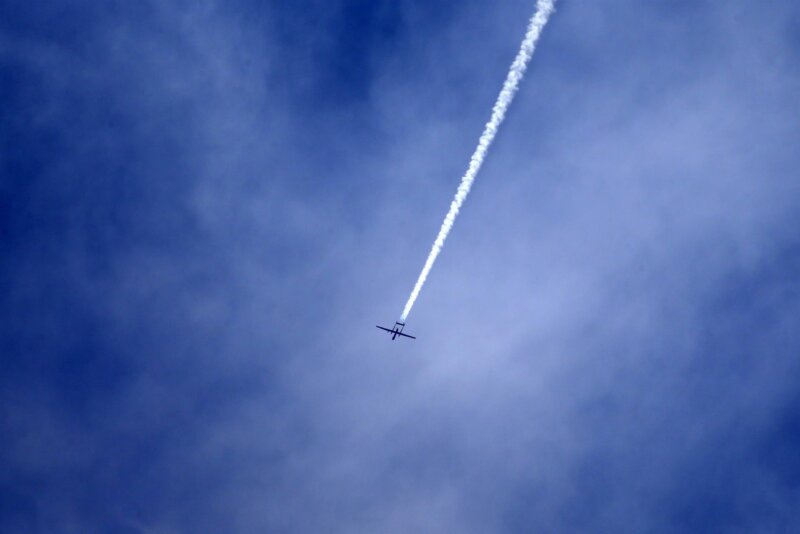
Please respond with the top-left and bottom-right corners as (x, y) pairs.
(2, 0), (800, 532)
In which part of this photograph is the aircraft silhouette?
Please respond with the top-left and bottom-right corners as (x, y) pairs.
(376, 321), (416, 340)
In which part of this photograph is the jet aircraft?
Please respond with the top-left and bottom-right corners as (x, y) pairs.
(376, 321), (416, 340)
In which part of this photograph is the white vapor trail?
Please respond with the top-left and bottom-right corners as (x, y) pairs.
(400, 0), (556, 322)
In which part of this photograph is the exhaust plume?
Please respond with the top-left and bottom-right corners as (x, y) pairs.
(400, 0), (556, 322)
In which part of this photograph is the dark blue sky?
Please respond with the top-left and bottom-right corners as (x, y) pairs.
(2, 1), (800, 532)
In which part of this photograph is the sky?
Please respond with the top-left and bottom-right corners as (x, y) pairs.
(1, 0), (800, 532)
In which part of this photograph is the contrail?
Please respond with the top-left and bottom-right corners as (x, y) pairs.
(400, 0), (556, 322)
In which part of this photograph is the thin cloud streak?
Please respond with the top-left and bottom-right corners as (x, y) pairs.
(400, 0), (556, 321)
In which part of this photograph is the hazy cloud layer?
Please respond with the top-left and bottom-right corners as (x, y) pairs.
(2, 1), (800, 532)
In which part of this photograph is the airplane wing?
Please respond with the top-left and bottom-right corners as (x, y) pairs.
(376, 326), (394, 333)
(396, 332), (416, 339)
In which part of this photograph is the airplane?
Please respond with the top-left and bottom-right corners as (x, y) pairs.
(376, 321), (416, 340)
